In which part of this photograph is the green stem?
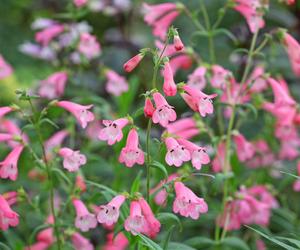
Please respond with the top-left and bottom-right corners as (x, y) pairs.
(182, 6), (205, 31)
(212, 2), (229, 30)
(146, 119), (152, 203)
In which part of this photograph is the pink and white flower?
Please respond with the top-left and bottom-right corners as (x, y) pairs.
(105, 70), (128, 96)
(73, 199), (97, 232)
(0, 55), (13, 79)
(165, 137), (191, 167)
(78, 33), (101, 59)
(163, 61), (177, 96)
(123, 53), (144, 73)
(71, 232), (94, 250)
(233, 133), (255, 162)
(187, 66), (207, 91)
(124, 201), (146, 235)
(58, 147), (87, 172)
(0, 194), (19, 231)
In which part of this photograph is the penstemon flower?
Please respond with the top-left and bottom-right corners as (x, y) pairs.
(73, 0), (88, 8)
(124, 201), (146, 235)
(173, 34), (184, 51)
(165, 137), (191, 167)
(0, 194), (19, 231)
(119, 128), (144, 167)
(0, 145), (24, 181)
(123, 53), (144, 73)
(144, 97), (155, 118)
(0, 55), (13, 79)
(163, 61), (177, 96)
(233, 133), (255, 162)
(58, 147), (87, 172)
(97, 195), (126, 226)
(77, 33), (101, 60)
(152, 92), (177, 127)
(212, 142), (227, 172)
(73, 199), (97, 232)
(56, 101), (95, 129)
(103, 232), (129, 250)
(173, 182), (208, 219)
(166, 118), (199, 139)
(105, 70), (128, 96)
(187, 66), (207, 91)
(98, 118), (129, 145)
(35, 24), (65, 46)
(293, 161), (300, 192)
(210, 65), (231, 89)
(71, 232), (94, 250)
(0, 106), (14, 119)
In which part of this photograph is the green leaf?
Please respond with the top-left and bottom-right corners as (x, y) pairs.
(213, 28), (238, 44)
(39, 118), (59, 129)
(157, 212), (182, 231)
(85, 180), (118, 196)
(137, 233), (163, 250)
(245, 226), (296, 250)
(166, 242), (197, 250)
(279, 171), (300, 180)
(29, 224), (52, 245)
(130, 170), (143, 194)
(163, 225), (175, 250)
(150, 161), (169, 179)
(184, 236), (215, 249)
(236, 103), (258, 119)
(0, 242), (11, 250)
(276, 237), (300, 248)
(219, 237), (250, 250)
(51, 168), (72, 186)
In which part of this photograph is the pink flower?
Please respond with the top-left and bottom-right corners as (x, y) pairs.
(86, 120), (103, 141)
(75, 175), (87, 193)
(105, 70), (128, 96)
(173, 34), (184, 51)
(293, 161), (300, 192)
(72, 232), (94, 250)
(166, 118), (198, 139)
(187, 66), (207, 91)
(97, 195), (126, 226)
(0, 133), (14, 143)
(143, 3), (177, 25)
(103, 232), (128, 250)
(38, 71), (68, 99)
(138, 198), (161, 238)
(0, 145), (24, 181)
(25, 242), (50, 250)
(212, 142), (227, 172)
(173, 182), (208, 219)
(58, 147), (86, 172)
(57, 101), (95, 129)
(233, 133), (255, 162)
(282, 33), (300, 76)
(0, 194), (19, 230)
(153, 11), (179, 40)
(0, 55), (13, 79)
(165, 137), (191, 167)
(152, 92), (176, 127)
(163, 62), (177, 96)
(247, 66), (267, 93)
(119, 128), (144, 167)
(256, 239), (266, 250)
(144, 97), (155, 118)
(0, 106), (14, 119)
(169, 55), (193, 75)
(124, 201), (146, 235)
(182, 85), (217, 117)
(210, 65), (230, 89)
(44, 130), (69, 159)
(78, 33), (101, 60)
(98, 118), (129, 145)
(74, 0), (88, 8)
(73, 199), (97, 232)
(35, 24), (65, 46)
(268, 78), (295, 106)
(177, 138), (210, 170)
(36, 215), (54, 246)
(123, 53), (144, 73)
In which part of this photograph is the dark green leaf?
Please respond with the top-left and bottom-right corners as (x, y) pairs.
(151, 161), (169, 179)
(220, 237), (250, 250)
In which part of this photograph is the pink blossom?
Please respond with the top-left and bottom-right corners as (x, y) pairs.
(57, 101), (95, 129)
(103, 232), (129, 250)
(74, 0), (88, 8)
(293, 161), (300, 192)
(247, 66), (268, 93)
(282, 32), (300, 76)
(44, 130), (69, 159)
(73, 199), (97, 232)
(119, 128), (144, 167)
(123, 53), (144, 73)
(124, 201), (146, 235)
(75, 175), (87, 193)
(256, 239), (266, 250)
(78, 33), (101, 59)
(152, 92), (176, 127)
(97, 195), (126, 226)
(0, 133), (14, 143)
(233, 133), (255, 162)
(177, 138), (210, 170)
(58, 147), (86, 172)
(38, 71), (68, 99)
(163, 61), (177, 96)
(3, 191), (18, 206)
(35, 24), (65, 46)
(144, 97), (155, 118)
(187, 66), (207, 91)
(173, 182), (208, 219)
(143, 3), (177, 25)
(105, 70), (128, 96)
(0, 55), (13, 79)
(98, 118), (129, 145)
(165, 137), (191, 167)
(279, 138), (300, 160)
(36, 216), (54, 246)
(0, 107), (14, 119)
(166, 118), (198, 139)
(169, 55), (193, 75)
(268, 78), (296, 106)
(25, 242), (50, 250)
(173, 34), (184, 51)
(0, 194), (19, 230)
(153, 11), (179, 40)
(0, 145), (24, 181)
(72, 232), (94, 250)
(212, 142), (227, 172)
(210, 65), (230, 89)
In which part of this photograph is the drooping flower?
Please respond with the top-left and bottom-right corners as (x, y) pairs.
(247, 66), (268, 93)
(119, 128), (144, 167)
(166, 118), (198, 139)
(103, 232), (129, 250)
(123, 53), (144, 73)
(74, 0), (88, 8)
(173, 34), (184, 51)
(233, 133), (255, 162)
(71, 232), (94, 250)
(165, 137), (191, 167)
(76, 175), (87, 193)
(58, 148), (87, 172)
(0, 194), (19, 231)
(36, 215), (54, 246)
(97, 195), (126, 226)
(57, 101), (95, 129)
(38, 71), (68, 99)
(152, 92), (176, 127)
(282, 32), (300, 76)
(163, 61), (177, 96)
(212, 142), (227, 172)
(0, 145), (24, 181)
(105, 70), (128, 96)
(293, 161), (300, 192)
(0, 106), (14, 119)
(0, 55), (13, 79)
(173, 182), (208, 219)
(98, 118), (129, 145)
(73, 199), (97, 232)
(143, 3), (177, 25)
(177, 138), (210, 170)
(78, 33), (101, 60)
(44, 130), (69, 160)
(210, 65), (231, 89)
(35, 24), (65, 46)
(124, 201), (146, 235)
(187, 66), (207, 91)
(169, 54), (193, 75)
(144, 97), (155, 118)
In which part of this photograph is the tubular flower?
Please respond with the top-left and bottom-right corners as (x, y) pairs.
(57, 101), (95, 129)
(98, 118), (129, 145)
(38, 71), (68, 99)
(71, 232), (94, 250)
(293, 161), (300, 192)
(144, 97), (155, 118)
(119, 128), (145, 167)
(166, 118), (199, 139)
(123, 53), (144, 73)
(124, 201), (146, 235)
(212, 142), (227, 172)
(74, 0), (88, 8)
(103, 232), (129, 250)
(0, 106), (14, 119)
(282, 32), (300, 76)
(35, 24), (65, 46)
(78, 33), (101, 59)
(163, 61), (177, 96)
(44, 130), (69, 160)
(58, 147), (87, 172)
(105, 70), (128, 96)
(0, 145), (24, 181)
(97, 195), (126, 226)
(0, 55), (13, 79)
(73, 199), (97, 232)
(233, 133), (255, 162)
(0, 194), (19, 231)
(210, 65), (231, 89)
(165, 137), (191, 167)
(247, 66), (268, 93)
(187, 66), (207, 91)
(173, 182), (208, 219)
(173, 34), (184, 51)
(152, 92), (176, 127)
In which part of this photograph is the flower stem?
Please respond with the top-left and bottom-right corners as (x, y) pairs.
(146, 119), (152, 203)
